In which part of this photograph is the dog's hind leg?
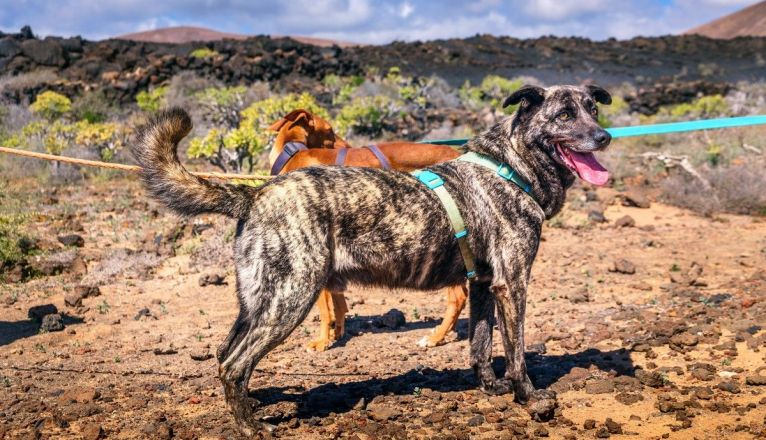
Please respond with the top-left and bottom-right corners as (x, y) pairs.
(330, 291), (348, 341)
(306, 289), (335, 352)
(419, 283), (468, 347)
(469, 280), (510, 395)
(217, 276), (325, 435)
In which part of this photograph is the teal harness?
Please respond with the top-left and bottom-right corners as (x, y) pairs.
(412, 152), (532, 279)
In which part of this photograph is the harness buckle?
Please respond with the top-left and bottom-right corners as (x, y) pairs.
(415, 170), (444, 190)
(454, 230), (467, 239)
(497, 163), (514, 180)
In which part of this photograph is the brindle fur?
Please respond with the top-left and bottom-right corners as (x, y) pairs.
(131, 84), (612, 435)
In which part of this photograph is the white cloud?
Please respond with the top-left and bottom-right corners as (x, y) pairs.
(522, 0), (610, 21)
(399, 1), (414, 19)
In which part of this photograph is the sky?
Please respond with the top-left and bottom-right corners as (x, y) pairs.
(0, 0), (761, 44)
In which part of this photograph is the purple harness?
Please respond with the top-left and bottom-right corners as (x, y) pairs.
(270, 141), (308, 175)
(335, 145), (391, 169)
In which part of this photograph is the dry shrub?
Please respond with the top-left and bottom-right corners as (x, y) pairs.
(81, 248), (162, 286)
(660, 159), (766, 216)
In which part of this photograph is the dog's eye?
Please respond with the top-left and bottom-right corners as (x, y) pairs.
(558, 112), (571, 121)
(590, 106), (598, 117)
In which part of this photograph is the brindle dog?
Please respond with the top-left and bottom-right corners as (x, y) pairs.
(131, 84), (612, 435)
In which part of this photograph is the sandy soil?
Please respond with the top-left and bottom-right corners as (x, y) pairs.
(1, 177), (765, 439)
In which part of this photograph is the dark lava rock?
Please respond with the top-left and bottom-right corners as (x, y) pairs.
(41, 313), (65, 332)
(467, 415), (484, 427)
(568, 287), (590, 304)
(376, 308), (406, 329)
(614, 215), (636, 228)
(0, 39), (22, 58)
(584, 419), (597, 430)
(717, 381), (741, 394)
(694, 387), (714, 400)
(57, 234), (85, 247)
(609, 259), (636, 275)
(141, 422), (173, 440)
(29, 303), (58, 321)
(199, 273), (227, 287)
(596, 426), (611, 438)
(134, 308), (152, 320)
(21, 38), (66, 66)
(588, 210), (607, 223)
(691, 368), (714, 381)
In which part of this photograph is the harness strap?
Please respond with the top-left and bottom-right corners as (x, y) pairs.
(270, 141), (307, 176)
(335, 148), (349, 166)
(365, 145), (391, 169)
(458, 152), (532, 194)
(412, 170), (477, 279)
(411, 152), (533, 279)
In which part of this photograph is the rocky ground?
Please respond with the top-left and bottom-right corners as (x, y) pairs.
(1, 175), (766, 439)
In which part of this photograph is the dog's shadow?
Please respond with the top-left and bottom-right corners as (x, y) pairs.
(251, 347), (636, 422)
(0, 314), (85, 346)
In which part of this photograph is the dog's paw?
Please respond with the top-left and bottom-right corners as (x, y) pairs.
(306, 338), (332, 352)
(417, 330), (458, 348)
(480, 379), (513, 396)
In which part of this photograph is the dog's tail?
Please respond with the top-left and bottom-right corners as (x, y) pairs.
(131, 108), (257, 219)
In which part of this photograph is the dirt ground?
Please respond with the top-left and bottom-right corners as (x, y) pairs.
(1, 176), (766, 440)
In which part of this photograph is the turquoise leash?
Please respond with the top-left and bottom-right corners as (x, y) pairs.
(420, 114), (766, 146)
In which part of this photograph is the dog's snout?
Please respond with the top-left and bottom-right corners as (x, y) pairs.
(593, 130), (611, 147)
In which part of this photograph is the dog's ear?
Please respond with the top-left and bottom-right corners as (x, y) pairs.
(268, 109), (311, 132)
(503, 85), (545, 108)
(586, 85), (612, 105)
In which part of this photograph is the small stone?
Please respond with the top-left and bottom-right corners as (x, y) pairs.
(614, 215), (635, 228)
(588, 210), (607, 223)
(584, 419), (597, 430)
(694, 387), (714, 400)
(621, 191), (650, 208)
(81, 423), (104, 440)
(595, 426), (611, 438)
(367, 402), (401, 421)
(636, 369), (665, 388)
(670, 333), (698, 347)
(467, 415), (484, 427)
(190, 351), (213, 361)
(745, 375), (766, 386)
(57, 234), (85, 247)
(717, 381), (741, 394)
(692, 368), (714, 381)
(40, 314), (65, 332)
(199, 273), (227, 287)
(533, 425), (549, 437)
(568, 288), (590, 304)
(376, 309), (406, 329)
(605, 418), (623, 434)
(609, 259), (636, 275)
(585, 379), (615, 394)
(615, 392), (642, 405)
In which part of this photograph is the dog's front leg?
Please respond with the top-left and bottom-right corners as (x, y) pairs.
(469, 280), (511, 395)
(493, 280), (536, 403)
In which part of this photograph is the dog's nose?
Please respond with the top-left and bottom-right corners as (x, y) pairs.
(593, 130), (611, 147)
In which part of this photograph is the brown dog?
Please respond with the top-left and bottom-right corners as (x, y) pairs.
(268, 109), (468, 351)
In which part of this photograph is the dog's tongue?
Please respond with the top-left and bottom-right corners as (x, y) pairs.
(568, 151), (609, 186)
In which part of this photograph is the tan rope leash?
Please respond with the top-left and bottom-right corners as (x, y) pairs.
(0, 146), (274, 181)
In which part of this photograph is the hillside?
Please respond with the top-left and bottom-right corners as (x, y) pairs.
(116, 25), (356, 48)
(686, 0), (766, 38)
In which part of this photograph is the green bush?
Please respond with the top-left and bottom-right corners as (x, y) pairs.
(668, 95), (729, 120)
(323, 74), (365, 105)
(71, 90), (112, 123)
(335, 95), (398, 138)
(194, 86), (248, 127)
(459, 75), (523, 114)
(30, 91), (71, 120)
(0, 211), (31, 269)
(190, 47), (219, 59)
(136, 86), (168, 113)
